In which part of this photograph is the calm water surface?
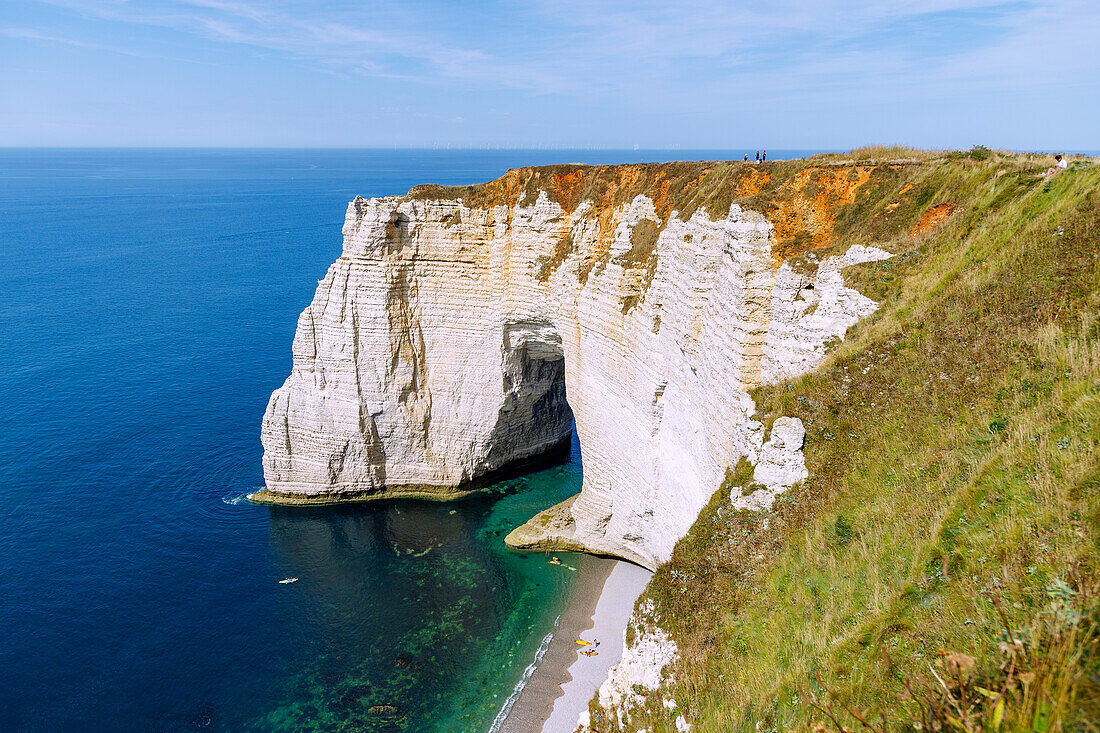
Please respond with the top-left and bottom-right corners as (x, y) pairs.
(0, 148), (820, 732)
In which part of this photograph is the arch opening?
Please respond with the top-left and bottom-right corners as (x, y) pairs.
(484, 319), (574, 475)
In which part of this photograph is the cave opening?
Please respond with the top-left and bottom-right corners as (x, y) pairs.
(485, 320), (576, 478)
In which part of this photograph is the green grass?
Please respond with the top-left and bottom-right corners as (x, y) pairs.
(585, 154), (1100, 732)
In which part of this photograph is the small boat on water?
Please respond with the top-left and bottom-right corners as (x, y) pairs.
(279, 577), (298, 584)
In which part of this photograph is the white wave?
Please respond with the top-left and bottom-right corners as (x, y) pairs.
(221, 492), (251, 506)
(488, 615), (561, 733)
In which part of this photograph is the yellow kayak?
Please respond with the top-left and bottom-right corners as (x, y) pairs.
(574, 639), (593, 646)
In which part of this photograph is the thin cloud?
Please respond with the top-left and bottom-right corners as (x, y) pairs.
(0, 24), (214, 63)
(10, 0), (1098, 148)
(25, 0), (1090, 99)
(27, 0), (572, 91)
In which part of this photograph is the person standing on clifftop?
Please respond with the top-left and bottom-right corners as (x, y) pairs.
(744, 153), (749, 161)
(762, 150), (767, 162)
(755, 151), (760, 164)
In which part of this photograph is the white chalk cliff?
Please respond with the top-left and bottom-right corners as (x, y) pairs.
(258, 166), (891, 570)
(579, 601), (679, 731)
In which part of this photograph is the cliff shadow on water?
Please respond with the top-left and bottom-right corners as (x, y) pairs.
(249, 427), (590, 733)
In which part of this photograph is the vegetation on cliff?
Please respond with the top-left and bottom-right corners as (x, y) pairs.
(407, 148), (1072, 291)
(582, 150), (1100, 732)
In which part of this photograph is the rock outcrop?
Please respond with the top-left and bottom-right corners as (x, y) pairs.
(729, 416), (809, 512)
(579, 602), (679, 731)
(256, 162), (894, 570)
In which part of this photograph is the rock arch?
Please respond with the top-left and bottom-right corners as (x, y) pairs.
(257, 176), (890, 569)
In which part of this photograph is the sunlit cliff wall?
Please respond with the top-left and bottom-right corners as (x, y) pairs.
(257, 161), (919, 569)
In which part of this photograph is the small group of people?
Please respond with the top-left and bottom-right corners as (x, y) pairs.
(743, 150), (767, 164)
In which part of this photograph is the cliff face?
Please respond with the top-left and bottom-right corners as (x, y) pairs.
(257, 161), (899, 570)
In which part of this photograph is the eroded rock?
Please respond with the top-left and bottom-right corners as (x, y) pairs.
(258, 181), (889, 570)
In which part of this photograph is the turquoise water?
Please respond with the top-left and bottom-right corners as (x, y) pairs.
(0, 149), (819, 732)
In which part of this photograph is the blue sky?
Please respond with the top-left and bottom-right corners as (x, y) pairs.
(1, 1), (1097, 148)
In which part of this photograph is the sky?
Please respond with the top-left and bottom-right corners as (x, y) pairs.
(1, 0), (1097, 149)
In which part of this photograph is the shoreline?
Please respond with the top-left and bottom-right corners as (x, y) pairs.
(497, 557), (652, 733)
(250, 436), (573, 506)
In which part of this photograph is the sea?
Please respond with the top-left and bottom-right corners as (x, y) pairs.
(0, 148), (821, 732)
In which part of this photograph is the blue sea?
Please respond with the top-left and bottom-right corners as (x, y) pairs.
(0, 148), (820, 732)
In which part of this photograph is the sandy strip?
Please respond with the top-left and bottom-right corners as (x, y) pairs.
(496, 557), (652, 733)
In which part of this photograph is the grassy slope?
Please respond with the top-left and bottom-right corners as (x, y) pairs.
(586, 151), (1100, 732)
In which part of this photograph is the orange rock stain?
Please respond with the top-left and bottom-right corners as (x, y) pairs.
(736, 168), (771, 196)
(911, 204), (955, 238)
(767, 166), (874, 252)
(551, 169), (586, 213)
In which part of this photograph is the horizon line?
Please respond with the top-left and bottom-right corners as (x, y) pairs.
(0, 145), (828, 151)
(1, 145), (1094, 155)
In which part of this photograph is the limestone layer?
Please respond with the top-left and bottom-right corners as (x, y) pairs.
(259, 169), (891, 569)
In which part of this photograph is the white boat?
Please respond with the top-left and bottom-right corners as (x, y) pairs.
(279, 577), (298, 584)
